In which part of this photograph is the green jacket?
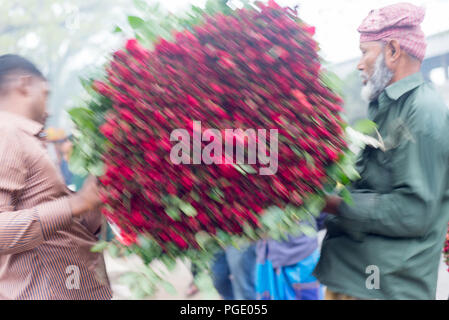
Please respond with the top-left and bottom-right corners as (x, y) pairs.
(314, 73), (449, 299)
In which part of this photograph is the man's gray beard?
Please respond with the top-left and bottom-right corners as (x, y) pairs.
(361, 53), (394, 102)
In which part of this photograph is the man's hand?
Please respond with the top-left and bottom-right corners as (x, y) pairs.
(323, 195), (342, 215)
(68, 176), (103, 217)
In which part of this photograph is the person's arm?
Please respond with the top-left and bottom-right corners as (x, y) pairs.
(0, 192), (73, 255)
(0, 129), (73, 255)
(77, 208), (104, 236)
(331, 116), (446, 239)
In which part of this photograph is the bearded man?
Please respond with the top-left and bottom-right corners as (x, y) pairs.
(314, 3), (449, 300)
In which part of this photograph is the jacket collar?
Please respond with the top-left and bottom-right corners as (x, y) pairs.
(384, 72), (425, 101)
(369, 72), (425, 120)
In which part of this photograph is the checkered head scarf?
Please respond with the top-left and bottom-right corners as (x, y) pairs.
(358, 2), (427, 61)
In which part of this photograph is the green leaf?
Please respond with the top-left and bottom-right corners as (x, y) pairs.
(162, 195), (181, 206)
(289, 145), (303, 158)
(87, 161), (105, 176)
(108, 243), (120, 258)
(338, 170), (351, 185)
(69, 106), (95, 121)
(113, 26), (122, 33)
(205, 0), (232, 15)
(165, 207), (181, 221)
(131, 286), (148, 300)
(140, 265), (159, 281)
(160, 254), (177, 271)
(208, 187), (224, 203)
(135, 236), (162, 264)
(304, 153), (315, 166)
(339, 160), (361, 181)
(190, 191), (200, 202)
(69, 107), (96, 132)
(260, 206), (284, 229)
(340, 187), (354, 206)
(232, 164), (246, 175)
(133, 0), (151, 12)
(305, 195), (325, 216)
(90, 240), (109, 252)
(140, 278), (156, 296)
(242, 222), (257, 240)
(353, 119), (378, 135)
(128, 16), (145, 30)
(286, 222), (305, 237)
(119, 272), (139, 286)
(137, 235), (153, 251)
(321, 70), (344, 97)
(284, 204), (299, 219)
(195, 231), (213, 249)
(215, 229), (232, 246)
(298, 224), (318, 237)
(160, 280), (177, 295)
(239, 164), (257, 174)
(79, 78), (94, 94)
(179, 201), (197, 217)
(68, 147), (89, 176)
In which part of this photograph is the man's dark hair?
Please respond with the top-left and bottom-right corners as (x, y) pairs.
(0, 54), (45, 90)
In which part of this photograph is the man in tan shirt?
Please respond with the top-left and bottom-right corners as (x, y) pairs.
(0, 54), (112, 299)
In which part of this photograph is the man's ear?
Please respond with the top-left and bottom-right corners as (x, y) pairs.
(385, 40), (401, 63)
(16, 75), (33, 96)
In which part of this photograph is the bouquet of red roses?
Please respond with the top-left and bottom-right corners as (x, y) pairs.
(71, 1), (353, 271)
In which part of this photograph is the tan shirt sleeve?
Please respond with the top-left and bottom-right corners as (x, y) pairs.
(0, 127), (72, 255)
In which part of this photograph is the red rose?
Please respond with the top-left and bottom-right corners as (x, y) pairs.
(100, 122), (115, 139)
(119, 231), (137, 246)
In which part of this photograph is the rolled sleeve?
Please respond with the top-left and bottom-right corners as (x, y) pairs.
(36, 197), (73, 240)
